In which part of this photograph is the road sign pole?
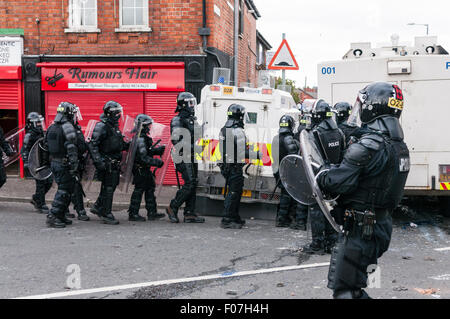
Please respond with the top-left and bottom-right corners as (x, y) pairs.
(282, 33), (286, 86)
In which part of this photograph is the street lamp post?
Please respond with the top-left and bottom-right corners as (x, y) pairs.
(407, 22), (429, 35)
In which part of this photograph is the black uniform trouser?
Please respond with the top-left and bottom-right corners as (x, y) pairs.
(327, 214), (392, 294)
(129, 167), (157, 215)
(222, 164), (244, 221)
(33, 176), (53, 207)
(95, 167), (120, 216)
(0, 162), (6, 189)
(296, 202), (308, 222)
(50, 161), (75, 218)
(309, 204), (337, 245)
(170, 162), (197, 214)
(277, 185), (297, 222)
(71, 169), (84, 213)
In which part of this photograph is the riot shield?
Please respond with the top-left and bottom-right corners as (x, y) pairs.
(150, 122), (171, 197)
(279, 154), (316, 205)
(81, 120), (99, 191)
(119, 116), (140, 193)
(2, 127), (25, 167)
(28, 137), (52, 180)
(299, 130), (342, 233)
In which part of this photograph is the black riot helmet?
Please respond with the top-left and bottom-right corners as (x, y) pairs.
(176, 92), (197, 114)
(26, 112), (45, 129)
(55, 102), (80, 124)
(134, 113), (153, 134)
(349, 82), (404, 125)
(103, 100), (124, 122)
(333, 102), (352, 125)
(279, 114), (295, 134)
(310, 99), (332, 125)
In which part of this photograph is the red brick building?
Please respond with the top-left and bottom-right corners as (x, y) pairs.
(0, 0), (270, 121)
(0, 0), (270, 180)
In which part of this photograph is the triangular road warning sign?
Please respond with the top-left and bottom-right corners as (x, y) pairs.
(268, 39), (299, 70)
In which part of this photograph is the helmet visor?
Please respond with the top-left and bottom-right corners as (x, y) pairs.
(185, 97), (197, 108)
(75, 106), (83, 122)
(302, 99), (316, 114)
(109, 105), (124, 121)
(347, 96), (362, 127)
(30, 116), (46, 130)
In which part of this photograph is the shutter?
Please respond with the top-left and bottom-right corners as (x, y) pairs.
(45, 91), (144, 131)
(0, 80), (21, 110)
(144, 92), (179, 185)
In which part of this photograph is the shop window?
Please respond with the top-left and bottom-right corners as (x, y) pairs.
(65, 0), (100, 33)
(116, 0), (151, 32)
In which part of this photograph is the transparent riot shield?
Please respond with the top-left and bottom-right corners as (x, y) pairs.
(300, 130), (342, 233)
(28, 137), (52, 180)
(81, 120), (99, 191)
(150, 122), (171, 197)
(279, 154), (316, 205)
(119, 115), (138, 193)
(2, 127), (25, 167)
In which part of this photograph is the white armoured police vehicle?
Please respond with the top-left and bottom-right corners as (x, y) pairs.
(318, 35), (450, 214)
(194, 84), (299, 215)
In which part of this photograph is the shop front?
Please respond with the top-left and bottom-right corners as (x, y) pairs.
(37, 61), (185, 185)
(0, 36), (25, 176)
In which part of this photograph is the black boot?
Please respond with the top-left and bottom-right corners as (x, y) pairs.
(183, 212), (205, 223)
(276, 215), (292, 227)
(165, 206), (179, 223)
(90, 204), (101, 217)
(290, 219), (307, 231)
(128, 212), (146, 222)
(77, 209), (90, 221)
(46, 214), (66, 228)
(333, 289), (371, 299)
(147, 211), (165, 220)
(102, 213), (120, 225)
(220, 217), (243, 229)
(302, 240), (325, 255)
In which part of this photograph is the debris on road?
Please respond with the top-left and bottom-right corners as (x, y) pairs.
(393, 286), (408, 291)
(414, 288), (440, 295)
(276, 283), (284, 287)
(226, 290), (238, 296)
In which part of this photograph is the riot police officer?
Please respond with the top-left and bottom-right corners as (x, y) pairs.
(272, 115), (305, 228)
(303, 99), (345, 254)
(316, 82), (410, 299)
(21, 112), (53, 214)
(44, 102), (80, 228)
(89, 101), (129, 225)
(333, 102), (364, 143)
(219, 104), (259, 229)
(0, 124), (13, 190)
(70, 110), (90, 221)
(127, 114), (165, 222)
(166, 92), (205, 223)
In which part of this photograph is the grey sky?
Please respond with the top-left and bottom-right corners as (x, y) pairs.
(256, 0), (450, 87)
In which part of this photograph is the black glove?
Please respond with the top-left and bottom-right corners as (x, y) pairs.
(151, 158), (164, 168)
(95, 160), (106, 172)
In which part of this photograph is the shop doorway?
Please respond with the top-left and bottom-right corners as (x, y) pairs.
(0, 109), (20, 176)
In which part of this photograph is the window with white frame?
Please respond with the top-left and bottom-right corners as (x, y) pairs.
(66, 0), (99, 32)
(117, 0), (150, 32)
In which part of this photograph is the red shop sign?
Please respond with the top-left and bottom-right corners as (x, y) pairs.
(37, 62), (185, 91)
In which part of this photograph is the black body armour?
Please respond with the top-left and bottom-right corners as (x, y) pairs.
(340, 120), (410, 211)
(90, 118), (125, 162)
(170, 110), (197, 161)
(74, 124), (87, 157)
(21, 127), (44, 163)
(46, 122), (77, 158)
(313, 119), (345, 165)
(219, 121), (248, 166)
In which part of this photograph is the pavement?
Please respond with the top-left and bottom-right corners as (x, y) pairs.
(0, 176), (178, 212)
(0, 198), (448, 299)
